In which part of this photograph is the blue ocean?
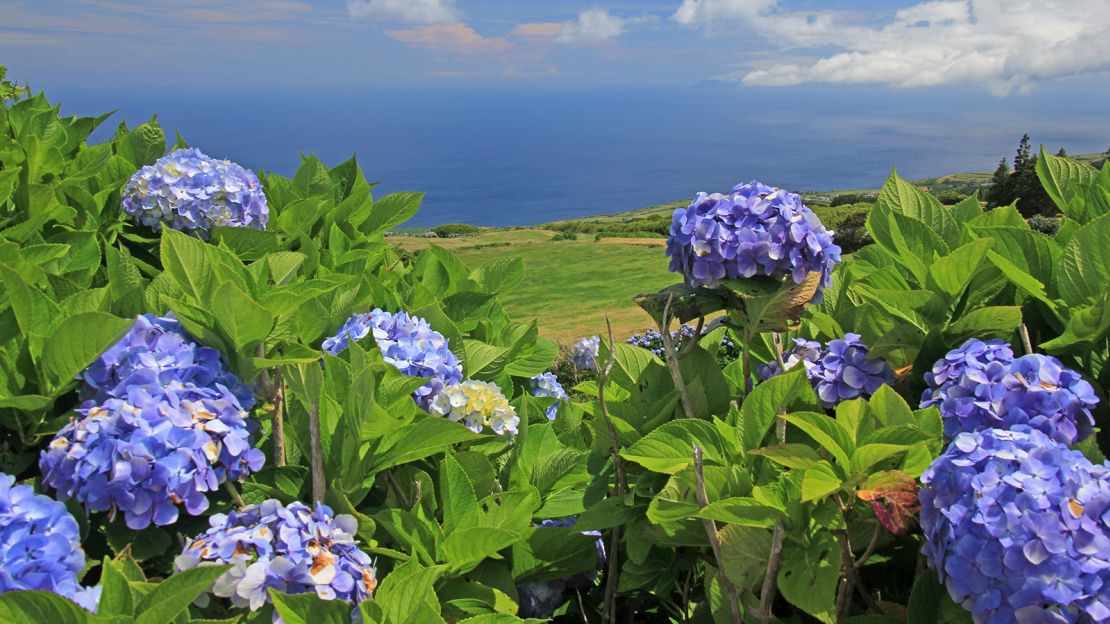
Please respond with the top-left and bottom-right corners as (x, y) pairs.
(48, 83), (1109, 227)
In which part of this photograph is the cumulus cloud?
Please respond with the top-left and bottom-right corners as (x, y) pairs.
(385, 23), (509, 54)
(347, 0), (461, 24)
(674, 0), (1110, 95)
(511, 7), (641, 44)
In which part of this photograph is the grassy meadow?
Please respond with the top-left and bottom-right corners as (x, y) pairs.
(395, 230), (676, 342)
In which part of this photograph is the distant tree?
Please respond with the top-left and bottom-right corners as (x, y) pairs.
(1056, 147), (1068, 157)
(985, 158), (1012, 207)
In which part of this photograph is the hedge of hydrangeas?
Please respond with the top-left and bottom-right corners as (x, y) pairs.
(431, 380), (519, 436)
(122, 148), (269, 236)
(516, 517), (606, 618)
(665, 180), (841, 295)
(530, 372), (568, 421)
(40, 314), (263, 530)
(921, 338), (1097, 445)
(322, 309), (463, 411)
(919, 427), (1109, 623)
(759, 333), (894, 408)
(176, 499), (377, 613)
(0, 474), (101, 612)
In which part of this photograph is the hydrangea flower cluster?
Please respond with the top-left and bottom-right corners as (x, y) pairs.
(176, 500), (377, 614)
(921, 339), (1097, 445)
(518, 517), (606, 618)
(122, 148), (269, 236)
(626, 325), (739, 360)
(322, 309), (463, 411)
(431, 380), (519, 436)
(40, 314), (262, 529)
(530, 372), (568, 421)
(758, 333), (893, 408)
(919, 427), (1109, 622)
(0, 474), (101, 612)
(665, 181), (841, 294)
(572, 336), (600, 371)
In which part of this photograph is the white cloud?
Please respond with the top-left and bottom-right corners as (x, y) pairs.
(511, 7), (646, 45)
(674, 0), (1110, 95)
(347, 0), (461, 24)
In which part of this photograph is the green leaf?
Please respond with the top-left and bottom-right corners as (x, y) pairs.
(868, 384), (914, 427)
(372, 418), (481, 473)
(211, 227), (282, 260)
(212, 281), (273, 351)
(877, 168), (959, 244)
(738, 369), (809, 452)
(1041, 291), (1110, 354)
(160, 228), (214, 300)
(695, 497), (781, 528)
(41, 312), (131, 393)
(133, 565), (231, 624)
(1036, 147), (1099, 222)
(907, 570), (972, 624)
(363, 192), (423, 236)
(850, 443), (910, 474)
(945, 306), (1021, 340)
(801, 460), (843, 502)
(269, 591), (351, 624)
(750, 444), (822, 469)
(621, 419), (730, 474)
(440, 453), (479, 532)
(97, 556), (136, 616)
(777, 534), (841, 624)
(0, 591), (92, 624)
(1057, 214), (1110, 306)
(375, 560), (445, 624)
(470, 257), (524, 294)
(117, 116), (165, 166)
(783, 412), (855, 468)
(928, 238), (993, 299)
(462, 340), (509, 378)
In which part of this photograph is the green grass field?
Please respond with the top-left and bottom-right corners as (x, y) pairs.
(396, 230), (677, 342)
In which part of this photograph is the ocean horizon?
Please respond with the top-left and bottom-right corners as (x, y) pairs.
(47, 83), (1109, 228)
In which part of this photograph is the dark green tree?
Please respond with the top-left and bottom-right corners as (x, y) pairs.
(1007, 134), (1055, 216)
(985, 158), (1012, 207)
(1056, 147), (1068, 157)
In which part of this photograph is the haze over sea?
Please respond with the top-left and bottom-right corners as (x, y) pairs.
(51, 82), (1109, 228)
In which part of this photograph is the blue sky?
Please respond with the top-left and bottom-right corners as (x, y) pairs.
(2, 0), (1109, 94)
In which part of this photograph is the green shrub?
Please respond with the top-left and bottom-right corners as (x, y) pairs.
(431, 222), (481, 237)
(552, 230), (578, 241)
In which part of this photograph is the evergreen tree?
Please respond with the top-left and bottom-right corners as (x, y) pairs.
(1014, 134), (1032, 171)
(1056, 147), (1067, 157)
(985, 158), (1012, 207)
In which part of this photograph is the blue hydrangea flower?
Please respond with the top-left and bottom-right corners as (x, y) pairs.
(430, 380), (519, 436)
(321, 309), (463, 411)
(666, 181), (841, 298)
(920, 427), (1110, 623)
(530, 373), (568, 421)
(122, 148), (269, 236)
(572, 336), (600, 371)
(176, 500), (377, 614)
(921, 339), (1097, 445)
(41, 314), (262, 530)
(758, 333), (893, 408)
(517, 517), (606, 618)
(0, 474), (101, 612)
(80, 314), (254, 409)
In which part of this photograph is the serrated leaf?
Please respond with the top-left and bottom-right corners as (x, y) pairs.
(363, 192), (422, 236)
(41, 312), (131, 393)
(801, 460), (843, 502)
(738, 369), (809, 452)
(269, 591), (351, 624)
(133, 565), (231, 624)
(621, 419), (729, 474)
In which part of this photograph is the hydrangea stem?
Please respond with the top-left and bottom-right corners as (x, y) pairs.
(1018, 323), (1034, 355)
(693, 444), (744, 624)
(272, 365), (286, 467)
(757, 333), (789, 623)
(308, 399), (326, 504)
(658, 293), (697, 420)
(597, 316), (625, 624)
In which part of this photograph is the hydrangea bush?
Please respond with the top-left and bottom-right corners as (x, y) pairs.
(530, 372), (567, 421)
(665, 181), (841, 292)
(0, 474), (101, 612)
(920, 427), (1109, 622)
(322, 309), (463, 410)
(176, 500), (377, 613)
(517, 517), (606, 618)
(40, 314), (263, 529)
(921, 338), (1098, 444)
(758, 333), (894, 408)
(430, 380), (518, 436)
(122, 148), (269, 236)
